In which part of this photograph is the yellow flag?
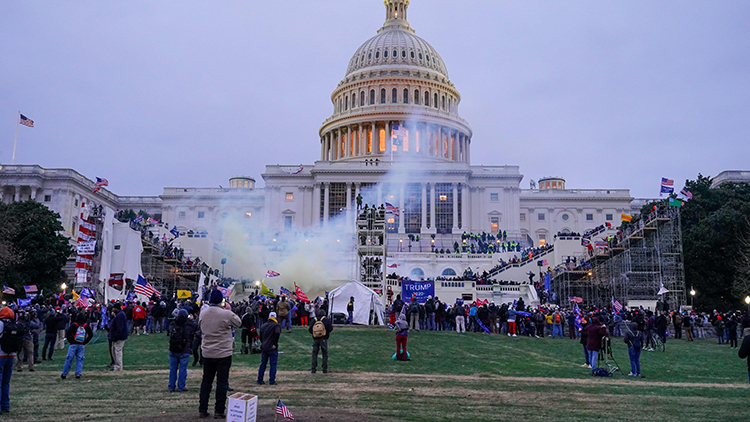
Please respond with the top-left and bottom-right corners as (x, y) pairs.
(177, 290), (192, 299)
(261, 282), (276, 298)
(71, 290), (80, 301)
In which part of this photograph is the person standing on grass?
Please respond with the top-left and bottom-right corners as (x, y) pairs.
(132, 302), (147, 336)
(42, 308), (61, 361)
(454, 300), (465, 333)
(507, 306), (517, 337)
(580, 317), (591, 368)
(257, 311), (281, 385)
(309, 310), (333, 373)
(739, 326), (750, 384)
(14, 312), (36, 372)
(60, 313), (93, 380)
(108, 303), (128, 371)
(198, 289), (241, 419)
(0, 307), (19, 414)
(394, 313), (409, 361)
(168, 309), (195, 392)
(276, 296), (291, 333)
(586, 317), (608, 374)
(346, 296), (355, 325)
(623, 322), (644, 377)
(55, 306), (68, 350)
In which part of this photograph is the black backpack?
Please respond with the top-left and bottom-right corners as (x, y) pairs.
(0, 320), (24, 354)
(631, 331), (642, 350)
(169, 325), (189, 353)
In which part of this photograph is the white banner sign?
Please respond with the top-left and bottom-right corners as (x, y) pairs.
(77, 241), (97, 255)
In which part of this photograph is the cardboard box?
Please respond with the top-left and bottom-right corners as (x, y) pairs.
(227, 393), (258, 422)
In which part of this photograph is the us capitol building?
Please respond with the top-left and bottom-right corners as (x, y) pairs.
(1, 1), (669, 292)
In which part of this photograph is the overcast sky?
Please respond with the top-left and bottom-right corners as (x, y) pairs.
(2, 1), (748, 198)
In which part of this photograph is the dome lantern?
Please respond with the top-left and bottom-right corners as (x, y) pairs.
(383, 0), (410, 30)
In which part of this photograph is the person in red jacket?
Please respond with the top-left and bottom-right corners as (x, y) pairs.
(132, 302), (148, 336)
(586, 317), (608, 374)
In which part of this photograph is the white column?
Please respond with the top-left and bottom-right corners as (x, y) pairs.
(313, 183), (321, 227)
(345, 182), (352, 217)
(429, 183), (436, 232)
(345, 126), (351, 158)
(461, 183), (470, 230)
(30, 188), (37, 201)
(370, 122), (376, 154)
(398, 184), (405, 234)
(466, 137), (470, 163)
(420, 182), (427, 232)
(13, 186), (20, 202)
(358, 125), (363, 156)
(452, 183), (459, 231)
(323, 182), (330, 227)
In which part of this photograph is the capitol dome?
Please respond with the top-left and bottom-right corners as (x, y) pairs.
(319, 0), (472, 165)
(345, 25), (449, 80)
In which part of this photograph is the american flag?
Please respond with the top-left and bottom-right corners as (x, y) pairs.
(276, 400), (294, 420)
(134, 275), (161, 298)
(94, 177), (109, 187)
(680, 189), (693, 200)
(24, 285), (38, 293)
(385, 202), (400, 216)
(2, 286), (15, 295)
(568, 296), (583, 304)
(279, 286), (292, 296)
(148, 217), (159, 225)
(266, 270), (280, 278)
(294, 283), (310, 303)
(19, 114), (34, 127)
(661, 177), (674, 186)
(611, 297), (623, 312)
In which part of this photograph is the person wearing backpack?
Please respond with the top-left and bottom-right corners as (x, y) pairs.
(308, 310), (333, 373)
(623, 322), (644, 377)
(552, 310), (564, 338)
(168, 309), (195, 392)
(0, 306), (20, 414)
(60, 313), (93, 380)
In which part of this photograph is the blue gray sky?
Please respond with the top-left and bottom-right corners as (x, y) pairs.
(2, 1), (749, 198)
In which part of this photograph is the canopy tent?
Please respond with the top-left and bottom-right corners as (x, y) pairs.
(328, 280), (385, 325)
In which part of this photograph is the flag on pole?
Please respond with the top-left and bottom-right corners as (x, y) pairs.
(385, 202), (400, 216)
(133, 215), (144, 224)
(680, 189), (693, 200)
(94, 177), (109, 187)
(19, 114), (34, 127)
(279, 286), (292, 296)
(2, 286), (15, 295)
(276, 399), (294, 420)
(148, 217), (159, 225)
(387, 263), (398, 268)
(391, 123), (406, 146)
(621, 214), (633, 223)
(661, 178), (674, 187)
(23, 285), (38, 293)
(611, 297), (623, 312)
(134, 275), (161, 298)
(668, 197), (683, 207)
(657, 283), (669, 295)
(170, 227), (180, 238)
(265, 270), (280, 278)
(260, 282), (277, 298)
(660, 185), (674, 195)
(294, 284), (310, 303)
(568, 296), (583, 304)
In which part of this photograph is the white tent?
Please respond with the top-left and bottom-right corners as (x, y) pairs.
(328, 280), (385, 325)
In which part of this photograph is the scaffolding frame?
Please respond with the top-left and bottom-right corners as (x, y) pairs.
(552, 207), (685, 309)
(356, 206), (387, 293)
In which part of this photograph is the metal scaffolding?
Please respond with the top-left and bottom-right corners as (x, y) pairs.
(356, 206), (387, 293)
(552, 206), (685, 309)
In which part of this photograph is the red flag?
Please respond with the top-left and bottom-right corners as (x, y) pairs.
(294, 283), (310, 303)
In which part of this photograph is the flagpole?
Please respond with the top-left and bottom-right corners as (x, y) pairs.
(11, 111), (19, 164)
(274, 398), (279, 422)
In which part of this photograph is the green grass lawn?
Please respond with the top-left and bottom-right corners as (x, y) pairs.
(6, 327), (749, 421)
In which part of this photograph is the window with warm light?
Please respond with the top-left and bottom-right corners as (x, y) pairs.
(285, 192), (293, 201)
(490, 217), (499, 233)
(439, 195), (448, 201)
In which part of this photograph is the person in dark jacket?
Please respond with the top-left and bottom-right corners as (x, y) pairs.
(42, 309), (62, 361)
(623, 322), (644, 377)
(586, 317), (607, 373)
(240, 308), (256, 355)
(739, 327), (750, 384)
(168, 309), (196, 392)
(60, 313), (93, 379)
(580, 317), (590, 367)
(108, 303), (128, 371)
(726, 316), (738, 349)
(309, 310), (334, 373)
(257, 312), (281, 385)
(394, 314), (409, 361)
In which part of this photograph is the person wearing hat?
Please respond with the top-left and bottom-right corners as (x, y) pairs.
(168, 309), (195, 392)
(0, 307), (18, 413)
(346, 296), (355, 325)
(198, 288), (241, 419)
(42, 308), (62, 361)
(108, 303), (128, 371)
(309, 309), (333, 373)
(257, 311), (281, 385)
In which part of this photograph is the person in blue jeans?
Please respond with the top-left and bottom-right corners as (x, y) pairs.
(61, 313), (93, 379)
(623, 322), (644, 377)
(257, 312), (281, 385)
(168, 309), (195, 391)
(0, 306), (18, 414)
(346, 297), (355, 325)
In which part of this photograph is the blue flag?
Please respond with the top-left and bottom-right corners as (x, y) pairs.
(126, 291), (136, 301)
(544, 273), (551, 293)
(279, 286), (292, 296)
(170, 227), (180, 238)
(17, 298), (32, 307)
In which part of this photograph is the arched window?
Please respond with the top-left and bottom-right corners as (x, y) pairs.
(402, 50), (406, 58)
(410, 51), (415, 59)
(414, 89), (420, 105)
(393, 49), (397, 58)
(434, 93), (438, 108)
(376, 51), (380, 59)
(419, 52), (423, 60)
(380, 89), (386, 104)
(344, 95), (348, 110)
(384, 50), (388, 58)
(360, 91), (365, 107)
(368, 52), (372, 60)
(441, 268), (456, 276)
(403, 88), (409, 104)
(442, 95), (446, 110)
(392, 88), (397, 103)
(351, 94), (356, 108)
(425, 91), (430, 107)
(370, 90), (375, 105)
